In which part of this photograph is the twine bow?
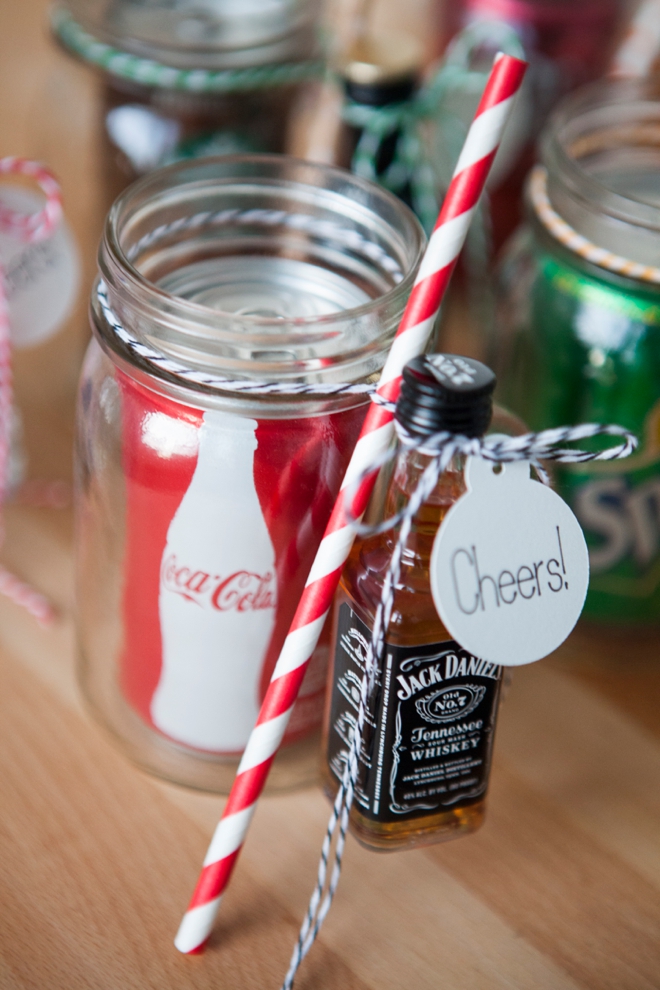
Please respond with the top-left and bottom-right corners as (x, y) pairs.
(281, 417), (636, 990)
(0, 157), (62, 623)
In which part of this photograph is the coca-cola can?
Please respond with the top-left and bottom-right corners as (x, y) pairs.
(75, 155), (424, 793)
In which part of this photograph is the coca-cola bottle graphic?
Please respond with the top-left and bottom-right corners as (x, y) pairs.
(116, 371), (367, 770)
(151, 410), (277, 752)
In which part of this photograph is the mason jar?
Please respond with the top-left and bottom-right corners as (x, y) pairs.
(75, 154), (425, 792)
(51, 0), (323, 204)
(439, 0), (629, 251)
(493, 81), (660, 624)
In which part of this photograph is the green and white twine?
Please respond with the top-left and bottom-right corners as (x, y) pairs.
(52, 7), (324, 93)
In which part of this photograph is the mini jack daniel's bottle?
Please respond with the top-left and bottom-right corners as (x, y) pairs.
(323, 353), (503, 851)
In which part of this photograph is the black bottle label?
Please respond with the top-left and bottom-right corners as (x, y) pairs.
(327, 603), (502, 823)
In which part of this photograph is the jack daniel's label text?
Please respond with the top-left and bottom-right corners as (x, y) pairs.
(327, 604), (502, 822)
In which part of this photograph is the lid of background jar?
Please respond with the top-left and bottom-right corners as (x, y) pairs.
(339, 32), (423, 106)
(52, 0), (322, 70)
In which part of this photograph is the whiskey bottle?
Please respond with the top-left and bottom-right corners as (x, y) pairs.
(337, 31), (423, 214)
(323, 353), (503, 851)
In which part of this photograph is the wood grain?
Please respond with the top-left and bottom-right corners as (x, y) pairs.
(0, 643), (373, 990)
(0, 2), (659, 989)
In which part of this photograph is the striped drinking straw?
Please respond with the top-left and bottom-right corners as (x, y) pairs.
(175, 51), (528, 955)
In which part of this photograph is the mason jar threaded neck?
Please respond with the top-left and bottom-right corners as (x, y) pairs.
(93, 154), (425, 401)
(53, 0), (322, 70)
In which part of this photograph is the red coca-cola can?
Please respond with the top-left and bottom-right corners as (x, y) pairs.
(75, 155), (424, 792)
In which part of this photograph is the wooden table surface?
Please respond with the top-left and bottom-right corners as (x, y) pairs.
(1, 3), (660, 989)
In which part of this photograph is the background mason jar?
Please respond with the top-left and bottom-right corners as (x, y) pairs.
(51, 0), (324, 206)
(75, 154), (425, 793)
(438, 0), (630, 250)
(493, 80), (660, 624)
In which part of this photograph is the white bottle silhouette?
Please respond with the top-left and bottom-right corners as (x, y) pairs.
(151, 410), (277, 752)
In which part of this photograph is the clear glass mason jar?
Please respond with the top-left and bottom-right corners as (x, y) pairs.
(75, 154), (425, 792)
(440, 0), (629, 250)
(51, 0), (323, 205)
(493, 81), (660, 624)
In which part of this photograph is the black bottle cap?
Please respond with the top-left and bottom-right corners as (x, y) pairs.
(340, 32), (422, 107)
(396, 354), (496, 438)
(343, 73), (418, 108)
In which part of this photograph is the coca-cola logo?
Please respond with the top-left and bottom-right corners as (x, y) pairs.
(161, 554), (276, 612)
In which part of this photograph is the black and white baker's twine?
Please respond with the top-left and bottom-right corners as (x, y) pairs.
(281, 420), (636, 990)
(99, 279), (381, 399)
(124, 207), (405, 282)
(98, 204), (411, 399)
(96, 280), (392, 404)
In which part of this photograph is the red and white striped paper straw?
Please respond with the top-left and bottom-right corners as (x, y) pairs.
(175, 51), (527, 955)
(0, 157), (62, 624)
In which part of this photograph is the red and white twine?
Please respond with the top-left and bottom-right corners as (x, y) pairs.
(0, 157), (62, 624)
(174, 52), (527, 959)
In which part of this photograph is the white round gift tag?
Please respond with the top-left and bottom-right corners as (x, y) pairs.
(0, 187), (80, 348)
(430, 454), (590, 666)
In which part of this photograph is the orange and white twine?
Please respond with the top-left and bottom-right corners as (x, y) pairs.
(0, 157), (63, 624)
(530, 164), (660, 285)
(174, 52), (528, 958)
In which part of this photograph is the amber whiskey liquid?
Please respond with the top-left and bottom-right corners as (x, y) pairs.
(323, 450), (503, 852)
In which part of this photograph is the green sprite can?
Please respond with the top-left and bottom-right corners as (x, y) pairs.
(494, 81), (660, 624)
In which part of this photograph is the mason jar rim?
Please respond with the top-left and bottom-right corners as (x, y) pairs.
(94, 154), (425, 401)
(53, 0), (321, 70)
(541, 79), (660, 236)
(100, 153), (424, 330)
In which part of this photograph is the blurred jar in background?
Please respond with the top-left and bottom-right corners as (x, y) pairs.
(0, 174), (82, 490)
(51, 0), (323, 204)
(445, 0), (627, 96)
(493, 80), (660, 624)
(440, 0), (630, 248)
